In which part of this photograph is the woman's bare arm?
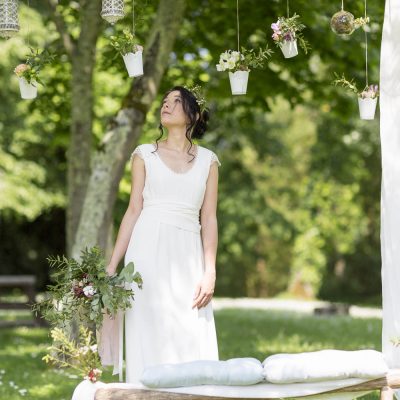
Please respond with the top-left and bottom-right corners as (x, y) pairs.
(192, 162), (219, 308)
(106, 154), (146, 276)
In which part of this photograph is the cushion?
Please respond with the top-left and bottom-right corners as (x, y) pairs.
(262, 349), (389, 384)
(140, 358), (264, 388)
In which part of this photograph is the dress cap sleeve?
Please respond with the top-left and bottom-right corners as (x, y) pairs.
(210, 150), (221, 167)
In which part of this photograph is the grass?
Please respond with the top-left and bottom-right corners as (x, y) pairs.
(0, 308), (382, 400)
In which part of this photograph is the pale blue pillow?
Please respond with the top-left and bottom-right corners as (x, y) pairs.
(140, 358), (264, 388)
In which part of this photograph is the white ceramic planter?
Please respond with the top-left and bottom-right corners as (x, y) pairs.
(358, 97), (378, 120)
(280, 40), (298, 58)
(122, 50), (143, 77)
(228, 70), (249, 95)
(18, 77), (37, 99)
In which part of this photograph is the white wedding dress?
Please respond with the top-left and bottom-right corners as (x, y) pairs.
(124, 143), (220, 383)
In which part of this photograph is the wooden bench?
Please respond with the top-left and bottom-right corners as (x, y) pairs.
(93, 370), (400, 400)
(0, 275), (43, 327)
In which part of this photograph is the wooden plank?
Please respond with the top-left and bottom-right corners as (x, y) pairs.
(95, 389), (244, 400)
(0, 303), (31, 310)
(0, 275), (36, 286)
(94, 370), (400, 400)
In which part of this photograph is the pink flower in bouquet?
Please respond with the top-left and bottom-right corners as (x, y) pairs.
(272, 32), (280, 41)
(72, 283), (85, 298)
(134, 44), (143, 53)
(86, 368), (102, 383)
(14, 63), (30, 77)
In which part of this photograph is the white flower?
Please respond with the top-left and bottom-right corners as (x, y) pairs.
(216, 63), (225, 72)
(83, 285), (96, 297)
(231, 51), (240, 62)
(227, 60), (236, 70)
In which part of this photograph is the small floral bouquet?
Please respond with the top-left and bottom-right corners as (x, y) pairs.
(14, 47), (56, 99)
(333, 73), (379, 120)
(271, 13), (309, 58)
(110, 29), (144, 77)
(216, 46), (273, 95)
(33, 246), (142, 329)
(43, 326), (103, 382)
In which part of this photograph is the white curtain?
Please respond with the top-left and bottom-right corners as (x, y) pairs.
(381, 0), (400, 369)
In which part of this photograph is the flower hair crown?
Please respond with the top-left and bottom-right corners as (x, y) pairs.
(184, 84), (207, 113)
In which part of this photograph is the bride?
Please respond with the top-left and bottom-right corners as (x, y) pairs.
(105, 86), (221, 383)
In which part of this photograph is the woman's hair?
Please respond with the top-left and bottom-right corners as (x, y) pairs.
(153, 86), (210, 162)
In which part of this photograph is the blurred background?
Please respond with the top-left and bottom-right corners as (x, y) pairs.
(0, 0), (383, 306)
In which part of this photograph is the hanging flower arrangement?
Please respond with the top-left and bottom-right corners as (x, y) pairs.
(110, 29), (143, 77)
(271, 14), (309, 58)
(333, 73), (379, 120)
(216, 46), (273, 95)
(13, 48), (56, 100)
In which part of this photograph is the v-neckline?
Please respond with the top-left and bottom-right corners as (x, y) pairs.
(151, 143), (199, 175)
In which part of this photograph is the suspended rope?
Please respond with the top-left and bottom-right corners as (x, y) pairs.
(132, 0), (135, 36)
(287, 0), (290, 18)
(364, 0), (368, 87)
(27, 0), (30, 48)
(341, 0), (344, 11)
(236, 0), (240, 52)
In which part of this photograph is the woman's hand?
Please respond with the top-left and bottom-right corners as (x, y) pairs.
(192, 271), (216, 309)
(106, 264), (117, 277)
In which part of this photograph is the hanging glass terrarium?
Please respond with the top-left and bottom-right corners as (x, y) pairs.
(101, 0), (125, 25)
(0, 0), (20, 39)
(330, 10), (355, 35)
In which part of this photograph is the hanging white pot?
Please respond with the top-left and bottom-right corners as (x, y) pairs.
(280, 40), (298, 58)
(18, 77), (37, 99)
(358, 97), (377, 120)
(122, 50), (143, 77)
(228, 70), (249, 95)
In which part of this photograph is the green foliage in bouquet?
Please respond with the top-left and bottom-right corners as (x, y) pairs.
(333, 73), (379, 99)
(43, 326), (103, 382)
(271, 13), (310, 54)
(33, 246), (142, 329)
(14, 47), (56, 85)
(110, 29), (143, 56)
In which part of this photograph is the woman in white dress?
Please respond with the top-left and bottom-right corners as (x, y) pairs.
(105, 86), (220, 383)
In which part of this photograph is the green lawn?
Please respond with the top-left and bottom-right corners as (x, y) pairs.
(0, 308), (382, 400)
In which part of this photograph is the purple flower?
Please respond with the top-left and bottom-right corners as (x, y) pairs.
(284, 31), (294, 41)
(271, 21), (280, 31)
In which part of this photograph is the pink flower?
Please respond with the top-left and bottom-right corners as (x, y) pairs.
(272, 32), (280, 41)
(86, 368), (102, 383)
(14, 63), (30, 77)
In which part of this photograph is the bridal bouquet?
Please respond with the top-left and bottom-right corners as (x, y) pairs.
(33, 246), (142, 329)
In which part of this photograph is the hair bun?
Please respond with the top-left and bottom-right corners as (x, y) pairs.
(192, 108), (209, 139)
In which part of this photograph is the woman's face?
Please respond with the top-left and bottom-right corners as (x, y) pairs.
(160, 90), (188, 129)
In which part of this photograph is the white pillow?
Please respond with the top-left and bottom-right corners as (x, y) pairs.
(262, 349), (388, 383)
(140, 358), (264, 388)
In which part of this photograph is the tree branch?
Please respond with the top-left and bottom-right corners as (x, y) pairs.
(47, 0), (75, 56)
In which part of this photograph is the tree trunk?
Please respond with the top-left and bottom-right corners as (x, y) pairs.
(67, 0), (103, 255)
(71, 0), (187, 260)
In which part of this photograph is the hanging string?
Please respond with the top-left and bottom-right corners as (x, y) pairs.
(236, 0), (240, 52)
(132, 0), (135, 36)
(341, 0), (344, 11)
(27, 0), (30, 48)
(287, 0), (290, 18)
(364, 0), (368, 87)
